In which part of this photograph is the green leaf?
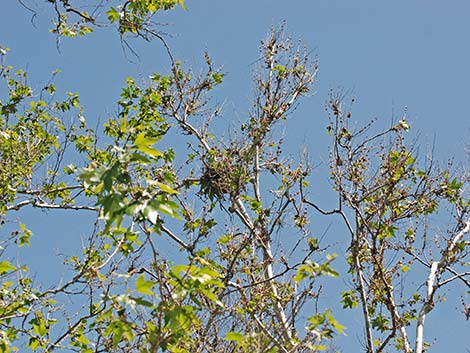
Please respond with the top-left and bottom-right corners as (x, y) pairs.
(28, 337), (40, 351)
(273, 65), (286, 75)
(129, 152), (151, 164)
(156, 182), (179, 194)
(101, 193), (124, 221)
(372, 315), (389, 333)
(157, 202), (180, 218)
(0, 261), (16, 274)
(131, 296), (154, 307)
(225, 331), (244, 344)
(135, 275), (155, 295)
(33, 322), (47, 337)
(102, 163), (120, 191)
(212, 73), (224, 85)
(134, 132), (159, 146)
(295, 262), (317, 283)
(142, 203), (159, 224)
(146, 197), (180, 219)
(18, 223), (33, 247)
(401, 264), (410, 273)
(341, 290), (359, 309)
(178, 0), (188, 10)
(326, 310), (345, 334)
(107, 8), (120, 23)
(133, 133), (162, 158)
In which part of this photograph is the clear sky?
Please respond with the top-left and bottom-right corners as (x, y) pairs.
(2, 1), (470, 351)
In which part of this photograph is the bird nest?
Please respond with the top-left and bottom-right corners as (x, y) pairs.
(200, 153), (249, 201)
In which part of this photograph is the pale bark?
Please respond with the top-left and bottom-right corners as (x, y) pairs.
(415, 221), (470, 353)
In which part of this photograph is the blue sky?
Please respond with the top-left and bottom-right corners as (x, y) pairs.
(4, 0), (470, 158)
(2, 1), (470, 351)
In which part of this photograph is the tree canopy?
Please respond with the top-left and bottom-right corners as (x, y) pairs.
(0, 2), (469, 353)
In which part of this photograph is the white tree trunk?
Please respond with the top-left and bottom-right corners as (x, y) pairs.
(415, 221), (470, 353)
